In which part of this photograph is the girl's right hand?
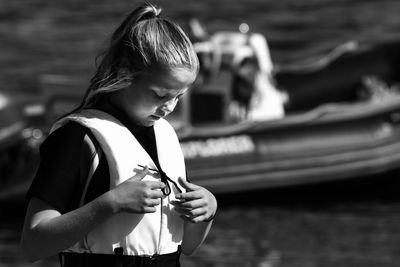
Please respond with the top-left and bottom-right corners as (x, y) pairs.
(108, 166), (166, 214)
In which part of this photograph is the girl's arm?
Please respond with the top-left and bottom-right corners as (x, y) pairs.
(21, 167), (165, 262)
(172, 177), (217, 255)
(182, 218), (214, 255)
(21, 193), (116, 262)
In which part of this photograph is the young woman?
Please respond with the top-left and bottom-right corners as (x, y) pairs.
(21, 3), (217, 266)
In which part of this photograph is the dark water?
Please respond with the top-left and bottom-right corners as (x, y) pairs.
(2, 0), (400, 92)
(2, 0), (400, 266)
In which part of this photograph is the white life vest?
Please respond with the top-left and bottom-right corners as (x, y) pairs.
(52, 109), (186, 256)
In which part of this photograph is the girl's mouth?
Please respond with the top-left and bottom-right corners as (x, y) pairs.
(150, 115), (161, 120)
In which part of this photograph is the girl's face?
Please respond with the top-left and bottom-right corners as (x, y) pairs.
(112, 67), (196, 127)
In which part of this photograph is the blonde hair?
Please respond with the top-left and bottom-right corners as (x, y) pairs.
(75, 2), (199, 111)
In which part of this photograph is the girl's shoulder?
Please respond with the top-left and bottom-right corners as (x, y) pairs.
(41, 122), (99, 160)
(43, 122), (89, 149)
(28, 122), (99, 213)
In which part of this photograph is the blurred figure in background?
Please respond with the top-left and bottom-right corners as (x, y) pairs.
(190, 19), (287, 122)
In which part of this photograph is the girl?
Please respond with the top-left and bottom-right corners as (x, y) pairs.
(20, 2), (217, 267)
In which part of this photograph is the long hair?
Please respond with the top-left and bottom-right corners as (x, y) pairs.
(72, 2), (199, 113)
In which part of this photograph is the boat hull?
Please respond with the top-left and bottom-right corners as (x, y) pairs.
(180, 98), (400, 194)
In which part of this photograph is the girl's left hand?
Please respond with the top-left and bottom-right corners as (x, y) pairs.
(171, 177), (217, 223)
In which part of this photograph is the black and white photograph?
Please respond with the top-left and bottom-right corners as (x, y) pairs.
(1, 0), (400, 266)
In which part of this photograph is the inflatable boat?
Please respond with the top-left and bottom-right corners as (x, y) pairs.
(174, 36), (400, 194)
(1, 36), (400, 198)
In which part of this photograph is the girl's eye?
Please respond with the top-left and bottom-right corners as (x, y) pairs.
(152, 91), (166, 99)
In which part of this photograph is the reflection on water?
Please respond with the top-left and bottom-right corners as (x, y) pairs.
(2, 173), (400, 267)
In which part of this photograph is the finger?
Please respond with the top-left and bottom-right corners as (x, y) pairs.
(145, 188), (165, 199)
(177, 177), (200, 192)
(172, 199), (205, 209)
(131, 166), (150, 181)
(174, 206), (203, 217)
(142, 206), (157, 213)
(144, 198), (161, 207)
(186, 207), (207, 217)
(180, 213), (207, 223)
(146, 181), (166, 190)
(176, 190), (202, 201)
(174, 206), (206, 218)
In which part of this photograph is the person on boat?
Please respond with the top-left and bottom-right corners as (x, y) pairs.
(20, 3), (217, 267)
(189, 19), (287, 122)
(225, 25), (287, 122)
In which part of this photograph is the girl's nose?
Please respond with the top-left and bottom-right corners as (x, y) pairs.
(160, 98), (177, 113)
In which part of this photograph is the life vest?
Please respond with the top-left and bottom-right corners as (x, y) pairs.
(51, 109), (186, 256)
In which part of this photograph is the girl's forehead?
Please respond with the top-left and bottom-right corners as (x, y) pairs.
(145, 67), (196, 90)
(155, 87), (189, 96)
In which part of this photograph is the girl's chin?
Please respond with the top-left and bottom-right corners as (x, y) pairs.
(138, 116), (158, 127)
(129, 115), (157, 127)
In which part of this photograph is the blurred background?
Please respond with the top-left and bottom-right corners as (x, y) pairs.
(1, 0), (400, 266)
(3, 0), (400, 94)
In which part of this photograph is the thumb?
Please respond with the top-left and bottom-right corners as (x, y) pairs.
(132, 166), (150, 181)
(178, 176), (199, 192)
